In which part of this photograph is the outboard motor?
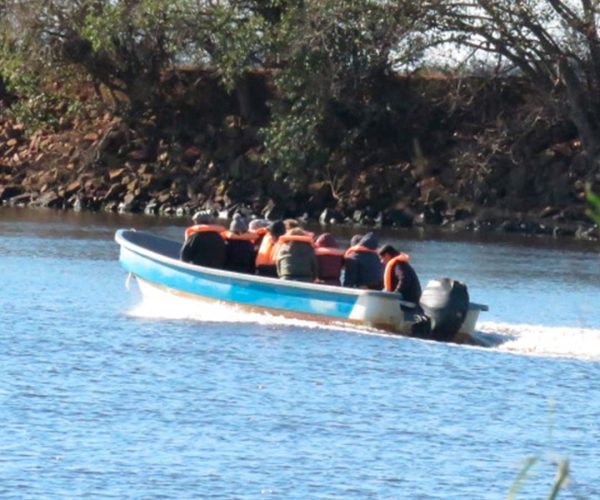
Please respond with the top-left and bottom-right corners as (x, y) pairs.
(419, 278), (469, 342)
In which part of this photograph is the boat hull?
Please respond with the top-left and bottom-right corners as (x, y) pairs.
(115, 229), (487, 341)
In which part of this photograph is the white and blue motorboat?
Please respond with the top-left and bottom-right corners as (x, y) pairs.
(115, 229), (488, 343)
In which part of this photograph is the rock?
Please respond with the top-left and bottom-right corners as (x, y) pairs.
(118, 193), (140, 213)
(103, 183), (125, 201)
(262, 200), (286, 220)
(318, 207), (344, 225)
(65, 180), (81, 196)
(35, 190), (63, 208)
(71, 196), (83, 212)
(381, 208), (414, 228)
(352, 210), (364, 224)
(0, 185), (24, 201)
(5, 193), (32, 206)
(108, 168), (127, 181)
(144, 199), (159, 215)
(183, 145), (202, 163)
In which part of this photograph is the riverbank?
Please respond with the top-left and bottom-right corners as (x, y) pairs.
(1, 72), (598, 241)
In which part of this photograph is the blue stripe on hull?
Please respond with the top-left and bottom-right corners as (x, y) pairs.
(119, 246), (358, 319)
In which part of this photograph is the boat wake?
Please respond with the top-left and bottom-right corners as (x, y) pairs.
(127, 283), (600, 361)
(473, 322), (600, 361)
(127, 288), (384, 337)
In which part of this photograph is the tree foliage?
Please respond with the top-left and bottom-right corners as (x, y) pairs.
(1, 0), (600, 186)
(427, 0), (600, 163)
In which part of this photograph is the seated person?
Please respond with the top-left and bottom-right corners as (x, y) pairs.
(276, 228), (318, 282)
(378, 244), (422, 303)
(180, 212), (226, 268)
(314, 233), (345, 286)
(255, 220), (285, 277)
(342, 232), (383, 290)
(222, 213), (257, 273)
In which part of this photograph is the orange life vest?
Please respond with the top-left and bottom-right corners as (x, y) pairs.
(221, 230), (258, 243)
(184, 224), (227, 241)
(255, 233), (277, 267)
(383, 253), (411, 292)
(344, 245), (379, 258)
(270, 233), (314, 262)
(277, 234), (314, 246)
(251, 227), (269, 236)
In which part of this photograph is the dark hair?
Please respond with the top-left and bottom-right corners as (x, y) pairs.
(268, 220), (286, 238)
(378, 244), (399, 257)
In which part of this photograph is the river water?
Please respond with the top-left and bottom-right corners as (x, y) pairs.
(1, 207), (599, 498)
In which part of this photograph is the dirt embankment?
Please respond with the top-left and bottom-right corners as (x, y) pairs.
(0, 70), (598, 240)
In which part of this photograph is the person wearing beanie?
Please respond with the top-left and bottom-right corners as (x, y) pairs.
(255, 220), (286, 277)
(180, 212), (226, 268)
(222, 213), (257, 274)
(276, 228), (318, 282)
(314, 233), (345, 286)
(342, 232), (384, 289)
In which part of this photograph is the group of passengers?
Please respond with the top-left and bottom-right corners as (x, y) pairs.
(180, 211), (422, 302)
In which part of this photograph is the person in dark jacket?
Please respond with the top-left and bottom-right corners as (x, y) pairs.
(223, 214), (257, 273)
(378, 244), (422, 303)
(342, 232), (383, 289)
(314, 233), (345, 286)
(276, 228), (318, 282)
(180, 212), (226, 268)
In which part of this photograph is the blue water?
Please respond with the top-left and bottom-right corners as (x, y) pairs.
(1, 208), (599, 498)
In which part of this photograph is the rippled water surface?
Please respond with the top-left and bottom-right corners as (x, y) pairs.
(1, 208), (599, 498)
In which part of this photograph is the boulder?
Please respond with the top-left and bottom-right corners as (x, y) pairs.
(0, 185), (24, 201)
(381, 208), (414, 228)
(318, 207), (344, 225)
(35, 190), (63, 208)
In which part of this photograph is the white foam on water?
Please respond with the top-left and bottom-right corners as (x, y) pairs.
(474, 322), (600, 361)
(127, 281), (385, 337)
(127, 279), (600, 360)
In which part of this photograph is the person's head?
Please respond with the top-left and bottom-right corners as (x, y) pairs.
(315, 233), (338, 248)
(378, 244), (399, 265)
(248, 218), (269, 232)
(193, 211), (213, 225)
(350, 234), (364, 247)
(284, 218), (300, 231)
(229, 213), (248, 233)
(267, 220), (286, 240)
(287, 227), (306, 236)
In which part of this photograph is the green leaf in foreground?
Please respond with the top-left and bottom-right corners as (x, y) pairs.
(585, 184), (600, 226)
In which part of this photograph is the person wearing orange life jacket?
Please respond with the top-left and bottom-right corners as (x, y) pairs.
(276, 228), (318, 282)
(255, 220), (286, 277)
(378, 244), (422, 304)
(314, 233), (345, 286)
(222, 213), (257, 273)
(342, 232), (384, 289)
(180, 212), (226, 268)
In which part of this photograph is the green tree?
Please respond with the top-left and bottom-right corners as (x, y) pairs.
(259, 0), (424, 187)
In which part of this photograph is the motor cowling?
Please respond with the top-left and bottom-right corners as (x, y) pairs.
(419, 278), (469, 341)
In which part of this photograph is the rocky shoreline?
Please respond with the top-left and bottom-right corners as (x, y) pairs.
(1, 112), (598, 241)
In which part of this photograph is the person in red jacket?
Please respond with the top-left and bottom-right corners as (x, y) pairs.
(314, 233), (345, 286)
